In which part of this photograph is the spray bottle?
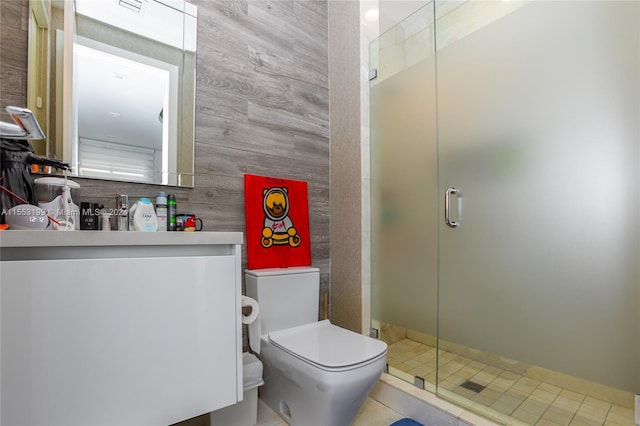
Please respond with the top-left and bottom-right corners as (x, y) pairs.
(155, 191), (167, 232)
(167, 194), (177, 231)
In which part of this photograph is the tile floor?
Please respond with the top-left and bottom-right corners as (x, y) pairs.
(256, 396), (404, 426)
(387, 338), (635, 426)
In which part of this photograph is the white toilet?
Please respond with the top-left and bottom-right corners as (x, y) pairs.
(245, 267), (387, 426)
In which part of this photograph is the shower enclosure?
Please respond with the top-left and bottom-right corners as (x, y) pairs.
(370, 2), (639, 425)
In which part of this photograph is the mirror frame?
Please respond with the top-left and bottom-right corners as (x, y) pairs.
(28, 0), (197, 187)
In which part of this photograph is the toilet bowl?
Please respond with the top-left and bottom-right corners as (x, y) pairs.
(245, 267), (387, 426)
(260, 320), (387, 426)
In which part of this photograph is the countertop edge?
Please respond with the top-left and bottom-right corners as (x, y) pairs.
(0, 230), (244, 248)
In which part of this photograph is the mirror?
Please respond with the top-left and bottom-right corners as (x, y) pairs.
(28, 0), (197, 187)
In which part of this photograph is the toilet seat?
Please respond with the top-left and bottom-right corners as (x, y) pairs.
(267, 320), (387, 372)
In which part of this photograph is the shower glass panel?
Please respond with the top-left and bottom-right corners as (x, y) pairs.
(369, 4), (439, 389)
(435, 1), (639, 424)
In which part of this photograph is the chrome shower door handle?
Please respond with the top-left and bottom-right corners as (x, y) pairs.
(445, 187), (459, 228)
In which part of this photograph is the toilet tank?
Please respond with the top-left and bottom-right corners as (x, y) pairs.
(245, 267), (319, 335)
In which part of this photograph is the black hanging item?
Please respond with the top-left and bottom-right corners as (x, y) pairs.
(0, 106), (70, 223)
(0, 138), (38, 213)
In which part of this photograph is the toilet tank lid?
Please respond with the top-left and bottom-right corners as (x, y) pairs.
(245, 267), (319, 277)
(268, 320), (388, 369)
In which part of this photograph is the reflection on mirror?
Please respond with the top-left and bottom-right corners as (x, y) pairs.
(27, 0), (197, 187)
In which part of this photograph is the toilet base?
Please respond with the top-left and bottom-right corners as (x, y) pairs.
(258, 338), (386, 426)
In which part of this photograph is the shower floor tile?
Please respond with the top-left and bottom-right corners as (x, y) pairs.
(386, 338), (635, 426)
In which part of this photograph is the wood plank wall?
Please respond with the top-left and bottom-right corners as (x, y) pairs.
(0, 1), (29, 124)
(0, 0), (330, 344)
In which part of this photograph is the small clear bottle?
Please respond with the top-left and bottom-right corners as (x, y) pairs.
(156, 191), (168, 232)
(115, 194), (129, 231)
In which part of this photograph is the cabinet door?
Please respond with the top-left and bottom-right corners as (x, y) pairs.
(1, 255), (238, 425)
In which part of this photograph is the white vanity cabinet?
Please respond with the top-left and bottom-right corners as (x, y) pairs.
(0, 231), (243, 426)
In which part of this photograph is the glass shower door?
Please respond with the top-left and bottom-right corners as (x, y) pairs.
(435, 1), (639, 424)
(370, 4), (440, 389)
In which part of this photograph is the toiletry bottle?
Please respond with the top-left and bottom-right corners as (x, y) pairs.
(100, 211), (112, 231)
(129, 198), (159, 232)
(167, 194), (177, 231)
(156, 191), (168, 232)
(80, 202), (102, 230)
(115, 194), (129, 231)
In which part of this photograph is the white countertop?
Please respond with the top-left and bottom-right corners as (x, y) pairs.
(0, 230), (244, 248)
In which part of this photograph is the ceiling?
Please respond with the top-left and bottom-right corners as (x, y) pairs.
(75, 44), (167, 150)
